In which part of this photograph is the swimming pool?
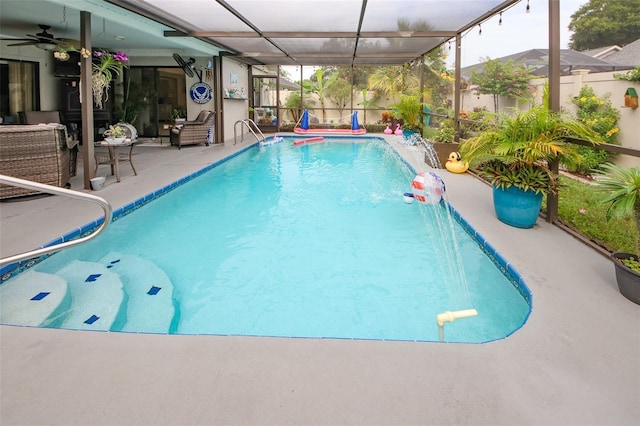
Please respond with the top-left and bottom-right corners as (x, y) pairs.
(0, 136), (531, 342)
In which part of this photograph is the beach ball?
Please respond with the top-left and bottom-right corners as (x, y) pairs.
(411, 172), (445, 204)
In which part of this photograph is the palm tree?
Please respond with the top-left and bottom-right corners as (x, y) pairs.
(367, 66), (419, 103)
(303, 69), (338, 123)
(357, 89), (382, 124)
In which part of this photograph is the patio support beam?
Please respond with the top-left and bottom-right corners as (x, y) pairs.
(454, 33), (462, 142)
(80, 11), (95, 190)
(213, 56), (223, 145)
(546, 0), (561, 223)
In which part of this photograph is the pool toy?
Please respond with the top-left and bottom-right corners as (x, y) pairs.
(394, 123), (402, 135)
(259, 136), (284, 146)
(445, 152), (469, 173)
(293, 136), (324, 146)
(384, 124), (392, 134)
(294, 109), (366, 135)
(403, 192), (414, 203)
(410, 172), (445, 205)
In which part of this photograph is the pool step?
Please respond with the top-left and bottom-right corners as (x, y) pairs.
(55, 260), (124, 331)
(100, 253), (175, 333)
(0, 270), (69, 327)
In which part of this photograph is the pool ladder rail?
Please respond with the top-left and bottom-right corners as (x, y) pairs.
(234, 118), (266, 145)
(0, 174), (113, 267)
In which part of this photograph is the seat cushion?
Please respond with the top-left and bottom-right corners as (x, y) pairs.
(194, 110), (209, 122)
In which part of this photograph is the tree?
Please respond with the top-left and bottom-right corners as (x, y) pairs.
(568, 0), (640, 51)
(357, 89), (382, 124)
(470, 58), (534, 112)
(367, 65), (419, 103)
(283, 90), (316, 124)
(325, 78), (351, 123)
(303, 69), (338, 122)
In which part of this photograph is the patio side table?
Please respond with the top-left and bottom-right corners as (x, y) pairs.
(94, 139), (138, 182)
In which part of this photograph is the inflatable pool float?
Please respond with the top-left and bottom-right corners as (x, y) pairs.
(293, 137), (324, 146)
(294, 109), (366, 135)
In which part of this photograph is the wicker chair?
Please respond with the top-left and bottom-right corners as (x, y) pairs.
(0, 124), (74, 199)
(169, 110), (215, 149)
(22, 110), (79, 176)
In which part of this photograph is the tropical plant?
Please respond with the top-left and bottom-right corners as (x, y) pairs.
(433, 125), (455, 143)
(284, 90), (316, 123)
(303, 69), (338, 122)
(367, 65), (419, 103)
(82, 48), (128, 108)
(170, 106), (187, 122)
(389, 93), (424, 132)
(594, 164), (640, 256)
(357, 89), (382, 124)
(459, 106), (603, 194)
(104, 124), (126, 139)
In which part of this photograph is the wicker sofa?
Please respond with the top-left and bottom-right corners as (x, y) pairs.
(22, 110), (79, 176)
(0, 124), (77, 199)
(169, 110), (215, 149)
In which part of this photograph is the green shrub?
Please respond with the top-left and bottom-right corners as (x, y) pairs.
(570, 86), (620, 175)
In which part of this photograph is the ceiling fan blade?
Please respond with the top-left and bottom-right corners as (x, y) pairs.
(0, 38), (34, 41)
(7, 41), (39, 47)
(26, 33), (54, 41)
(57, 38), (81, 50)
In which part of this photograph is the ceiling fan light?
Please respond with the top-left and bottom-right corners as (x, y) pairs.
(35, 42), (57, 51)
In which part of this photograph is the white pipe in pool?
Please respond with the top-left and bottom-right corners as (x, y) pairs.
(437, 309), (478, 342)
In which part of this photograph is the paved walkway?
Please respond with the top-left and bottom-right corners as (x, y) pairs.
(1, 136), (638, 425)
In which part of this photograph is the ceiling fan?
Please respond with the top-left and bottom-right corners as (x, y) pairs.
(1, 24), (80, 52)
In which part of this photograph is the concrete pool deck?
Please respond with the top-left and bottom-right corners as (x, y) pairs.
(1, 135), (638, 425)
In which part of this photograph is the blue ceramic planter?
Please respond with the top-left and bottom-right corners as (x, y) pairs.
(492, 185), (543, 229)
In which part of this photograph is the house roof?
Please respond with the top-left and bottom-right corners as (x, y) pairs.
(460, 48), (635, 78)
(604, 39), (640, 66)
(582, 45), (622, 60)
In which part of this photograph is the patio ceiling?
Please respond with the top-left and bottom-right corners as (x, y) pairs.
(109, 0), (521, 66)
(0, 0), (520, 66)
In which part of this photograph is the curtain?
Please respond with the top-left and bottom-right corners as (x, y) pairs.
(8, 61), (36, 121)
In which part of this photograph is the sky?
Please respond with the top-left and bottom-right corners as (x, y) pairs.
(452, 0), (586, 67)
(282, 0), (586, 78)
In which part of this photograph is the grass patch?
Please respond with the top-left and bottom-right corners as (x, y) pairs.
(543, 176), (637, 254)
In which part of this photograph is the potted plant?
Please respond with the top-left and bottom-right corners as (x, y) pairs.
(170, 106), (187, 124)
(593, 163), (640, 304)
(429, 116), (457, 168)
(103, 124), (127, 143)
(459, 106), (602, 228)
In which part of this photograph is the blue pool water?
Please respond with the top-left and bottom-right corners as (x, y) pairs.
(1, 136), (530, 342)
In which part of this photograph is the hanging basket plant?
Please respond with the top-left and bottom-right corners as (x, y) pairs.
(81, 48), (128, 108)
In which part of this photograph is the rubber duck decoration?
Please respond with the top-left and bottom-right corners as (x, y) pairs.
(384, 124), (392, 134)
(394, 123), (403, 135)
(445, 152), (469, 174)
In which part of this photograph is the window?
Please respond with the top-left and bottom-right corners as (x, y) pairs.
(0, 59), (39, 123)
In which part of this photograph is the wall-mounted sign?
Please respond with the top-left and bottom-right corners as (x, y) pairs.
(190, 82), (212, 104)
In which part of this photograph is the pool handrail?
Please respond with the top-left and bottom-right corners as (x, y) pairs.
(0, 174), (113, 267)
(234, 119), (265, 145)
